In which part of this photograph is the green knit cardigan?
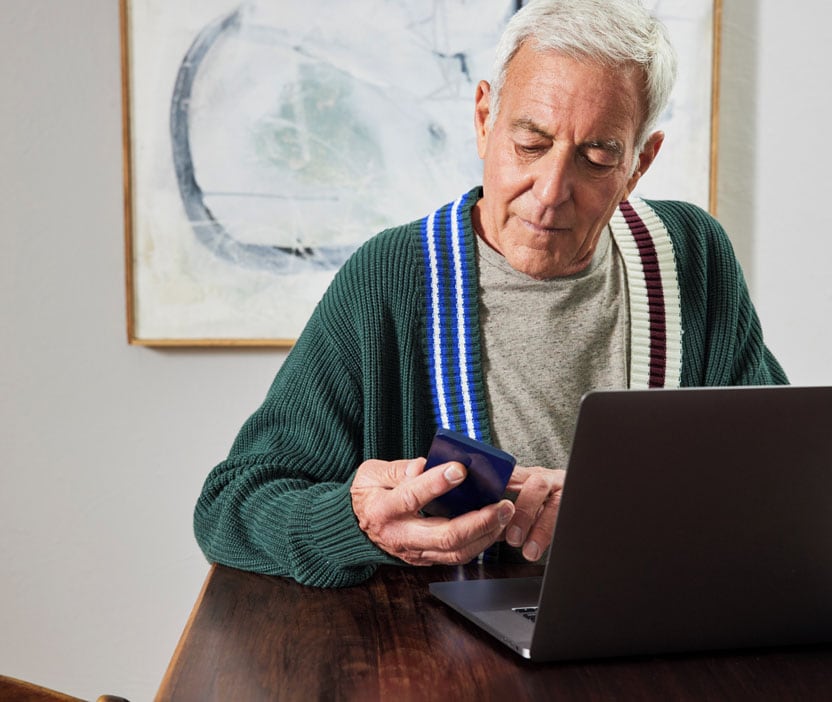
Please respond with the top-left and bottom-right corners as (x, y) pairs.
(194, 188), (787, 587)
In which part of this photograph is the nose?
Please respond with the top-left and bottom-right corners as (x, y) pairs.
(532, 147), (573, 209)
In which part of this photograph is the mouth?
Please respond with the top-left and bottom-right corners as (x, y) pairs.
(519, 217), (570, 236)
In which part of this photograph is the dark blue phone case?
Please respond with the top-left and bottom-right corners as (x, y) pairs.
(422, 428), (516, 518)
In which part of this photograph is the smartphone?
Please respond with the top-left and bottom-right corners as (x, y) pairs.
(422, 428), (516, 518)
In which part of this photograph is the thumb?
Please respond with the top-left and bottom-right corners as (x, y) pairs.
(395, 460), (468, 514)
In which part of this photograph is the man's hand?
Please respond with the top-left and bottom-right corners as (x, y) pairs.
(503, 465), (566, 561)
(350, 457), (515, 565)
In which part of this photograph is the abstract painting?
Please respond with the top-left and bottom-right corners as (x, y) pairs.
(121, 0), (719, 345)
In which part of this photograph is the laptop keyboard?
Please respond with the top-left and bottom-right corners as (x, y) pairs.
(513, 606), (538, 623)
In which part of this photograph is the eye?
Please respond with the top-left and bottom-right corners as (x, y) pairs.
(582, 155), (617, 171)
(514, 140), (548, 158)
(580, 143), (622, 170)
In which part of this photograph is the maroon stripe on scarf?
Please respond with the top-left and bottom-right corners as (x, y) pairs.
(619, 200), (666, 387)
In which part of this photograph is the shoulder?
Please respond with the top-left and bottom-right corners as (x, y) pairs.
(316, 187), (481, 321)
(642, 199), (738, 271)
(644, 199), (725, 239)
(311, 217), (426, 338)
(330, 217), (424, 290)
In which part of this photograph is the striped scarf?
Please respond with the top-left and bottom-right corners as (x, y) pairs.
(420, 191), (682, 441)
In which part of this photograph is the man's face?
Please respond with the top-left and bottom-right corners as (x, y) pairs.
(473, 42), (663, 279)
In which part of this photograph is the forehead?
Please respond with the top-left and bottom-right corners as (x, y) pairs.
(499, 42), (644, 144)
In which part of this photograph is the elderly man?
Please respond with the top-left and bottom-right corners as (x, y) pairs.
(194, 0), (786, 587)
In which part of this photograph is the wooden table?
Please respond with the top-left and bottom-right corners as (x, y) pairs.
(156, 562), (832, 701)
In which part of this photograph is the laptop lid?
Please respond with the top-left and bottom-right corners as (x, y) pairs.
(430, 386), (832, 661)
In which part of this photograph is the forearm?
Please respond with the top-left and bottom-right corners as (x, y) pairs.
(730, 309), (789, 386)
(727, 264), (788, 386)
(193, 230), (428, 586)
(194, 455), (400, 587)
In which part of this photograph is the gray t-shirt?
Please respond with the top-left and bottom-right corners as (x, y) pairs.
(477, 226), (629, 469)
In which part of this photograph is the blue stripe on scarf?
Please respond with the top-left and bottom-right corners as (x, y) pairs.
(421, 191), (484, 441)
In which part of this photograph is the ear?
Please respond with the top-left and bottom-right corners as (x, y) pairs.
(623, 130), (664, 199)
(474, 80), (492, 159)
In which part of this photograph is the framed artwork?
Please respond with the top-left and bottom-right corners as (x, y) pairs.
(121, 0), (721, 346)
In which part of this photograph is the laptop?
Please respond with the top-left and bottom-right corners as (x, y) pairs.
(429, 385), (832, 661)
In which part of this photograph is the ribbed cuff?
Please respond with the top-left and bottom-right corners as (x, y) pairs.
(290, 480), (402, 587)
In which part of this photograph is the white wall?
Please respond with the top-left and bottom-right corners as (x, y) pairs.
(1, 1), (830, 700)
(1, 2), (288, 699)
(751, 0), (832, 384)
(717, 0), (832, 385)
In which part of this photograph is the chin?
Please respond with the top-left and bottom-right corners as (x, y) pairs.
(505, 245), (582, 280)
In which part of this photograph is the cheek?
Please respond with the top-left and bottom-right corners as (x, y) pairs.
(484, 149), (530, 200)
(575, 180), (630, 224)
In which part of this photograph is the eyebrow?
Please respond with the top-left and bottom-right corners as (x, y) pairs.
(511, 118), (625, 155)
(511, 118), (551, 139)
(585, 139), (625, 155)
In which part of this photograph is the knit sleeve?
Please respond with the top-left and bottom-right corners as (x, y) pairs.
(650, 200), (789, 387)
(728, 272), (789, 386)
(193, 239), (414, 588)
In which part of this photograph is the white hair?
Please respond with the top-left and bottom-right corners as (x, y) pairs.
(490, 0), (678, 150)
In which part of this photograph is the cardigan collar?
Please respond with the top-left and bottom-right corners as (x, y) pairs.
(420, 189), (682, 440)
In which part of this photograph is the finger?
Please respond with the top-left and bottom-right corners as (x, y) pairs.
(505, 472), (551, 549)
(394, 460), (467, 514)
(352, 457), (425, 491)
(505, 464), (564, 492)
(408, 499), (514, 565)
(505, 464), (535, 492)
(522, 490), (562, 561)
(403, 457), (426, 479)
